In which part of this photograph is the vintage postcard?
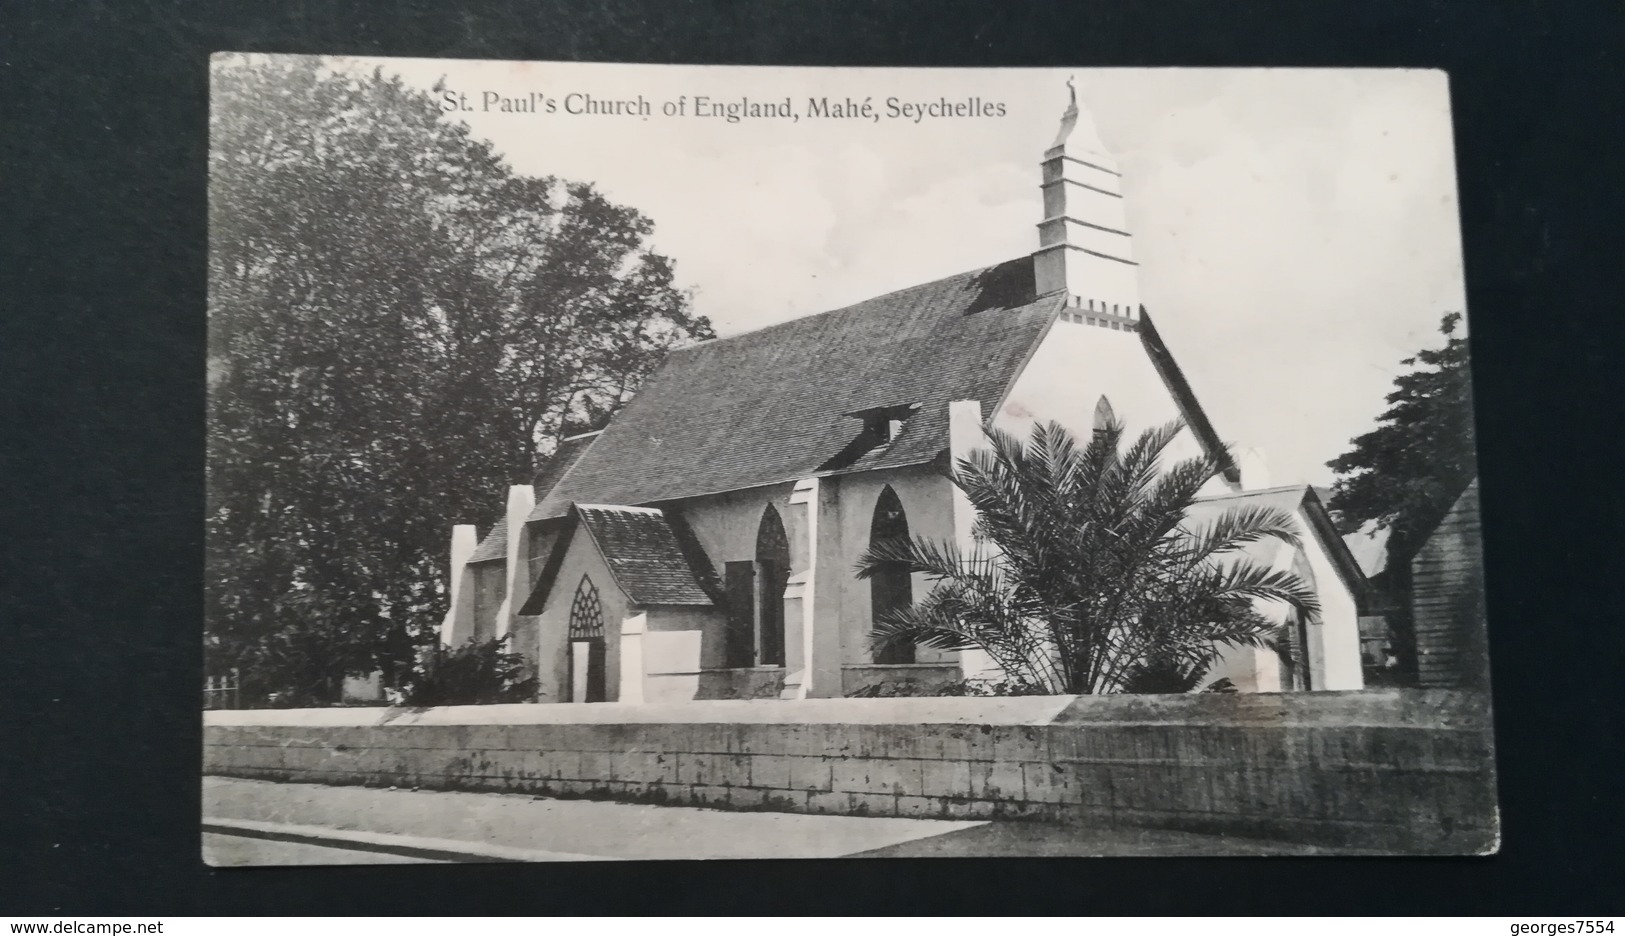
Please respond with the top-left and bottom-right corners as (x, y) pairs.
(204, 56), (1494, 862)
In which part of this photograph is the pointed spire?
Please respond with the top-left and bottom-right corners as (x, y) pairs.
(1033, 76), (1139, 312)
(1047, 75), (1110, 158)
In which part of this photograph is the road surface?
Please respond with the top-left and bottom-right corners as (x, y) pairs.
(203, 776), (1365, 864)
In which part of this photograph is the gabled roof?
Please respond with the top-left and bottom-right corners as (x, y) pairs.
(465, 434), (603, 565)
(519, 504), (714, 614)
(1140, 310), (1240, 485)
(1186, 485), (1310, 522)
(530, 257), (1063, 520)
(532, 431), (600, 503)
(1186, 484), (1369, 600)
(466, 516), (507, 564)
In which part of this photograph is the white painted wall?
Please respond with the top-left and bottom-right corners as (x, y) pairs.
(676, 482), (798, 573)
(993, 317), (1232, 497)
(494, 484), (535, 640)
(1299, 514), (1364, 691)
(511, 526), (559, 668)
(439, 524), (478, 647)
(618, 612), (647, 704)
(665, 466), (961, 679)
(830, 464), (958, 667)
(531, 525), (629, 703)
(640, 605), (718, 702)
(1201, 505), (1364, 693)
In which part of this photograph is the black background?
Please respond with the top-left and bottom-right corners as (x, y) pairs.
(3, 0), (1622, 915)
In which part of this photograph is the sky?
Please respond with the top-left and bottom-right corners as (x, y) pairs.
(334, 59), (1467, 488)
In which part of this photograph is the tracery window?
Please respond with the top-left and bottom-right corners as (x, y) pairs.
(567, 575), (607, 703)
(568, 575), (604, 640)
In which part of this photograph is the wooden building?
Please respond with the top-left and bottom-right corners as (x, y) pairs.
(1410, 479), (1490, 689)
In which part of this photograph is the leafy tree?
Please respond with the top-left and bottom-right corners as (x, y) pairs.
(1325, 312), (1475, 680)
(206, 55), (712, 704)
(858, 419), (1317, 694)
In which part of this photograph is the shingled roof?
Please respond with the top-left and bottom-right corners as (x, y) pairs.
(530, 257), (1063, 520)
(532, 431), (600, 503)
(463, 433), (603, 565)
(520, 505), (714, 613)
(466, 516), (507, 564)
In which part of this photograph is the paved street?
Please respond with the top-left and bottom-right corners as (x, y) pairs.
(203, 776), (1367, 864)
(203, 831), (448, 865)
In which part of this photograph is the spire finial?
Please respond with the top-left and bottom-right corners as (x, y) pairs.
(1066, 74), (1077, 108)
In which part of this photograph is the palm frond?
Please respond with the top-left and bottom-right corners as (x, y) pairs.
(1176, 503), (1303, 566)
(871, 415), (1326, 697)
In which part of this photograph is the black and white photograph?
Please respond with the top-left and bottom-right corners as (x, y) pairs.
(203, 56), (1495, 863)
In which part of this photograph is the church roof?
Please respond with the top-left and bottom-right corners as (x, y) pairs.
(532, 432), (600, 503)
(530, 257), (1063, 520)
(466, 516), (507, 564)
(463, 433), (604, 565)
(519, 505), (714, 613)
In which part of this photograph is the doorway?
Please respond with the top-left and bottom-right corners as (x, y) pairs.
(568, 575), (608, 702)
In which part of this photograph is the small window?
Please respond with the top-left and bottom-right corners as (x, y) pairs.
(1092, 396), (1116, 434)
(870, 486), (915, 665)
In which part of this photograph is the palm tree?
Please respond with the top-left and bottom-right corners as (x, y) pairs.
(856, 418), (1319, 694)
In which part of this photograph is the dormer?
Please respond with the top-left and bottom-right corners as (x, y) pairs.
(818, 402), (921, 472)
(857, 402), (919, 446)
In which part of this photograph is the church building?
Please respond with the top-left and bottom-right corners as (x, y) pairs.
(439, 85), (1370, 702)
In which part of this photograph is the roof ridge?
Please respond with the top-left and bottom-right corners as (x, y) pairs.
(526, 253), (1055, 519)
(526, 433), (601, 522)
(575, 503), (664, 514)
(679, 259), (1008, 351)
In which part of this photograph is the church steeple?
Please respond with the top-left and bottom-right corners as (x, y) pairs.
(1032, 77), (1141, 327)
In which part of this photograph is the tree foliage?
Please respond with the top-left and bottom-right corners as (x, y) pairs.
(1326, 313), (1476, 555)
(1324, 312), (1475, 683)
(857, 419), (1317, 695)
(206, 55), (713, 704)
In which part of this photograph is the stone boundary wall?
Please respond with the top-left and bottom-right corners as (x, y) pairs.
(204, 690), (1498, 853)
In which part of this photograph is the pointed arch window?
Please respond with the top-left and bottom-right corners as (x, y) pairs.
(1092, 395), (1116, 433)
(568, 575), (604, 639)
(870, 486), (916, 664)
(754, 505), (790, 667)
(568, 575), (606, 702)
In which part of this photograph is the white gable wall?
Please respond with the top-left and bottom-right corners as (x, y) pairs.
(1202, 505), (1365, 693)
(530, 525), (629, 703)
(1300, 514), (1364, 690)
(994, 318), (1233, 497)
